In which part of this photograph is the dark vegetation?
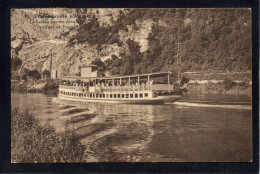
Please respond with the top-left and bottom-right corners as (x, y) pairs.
(43, 79), (59, 91)
(11, 57), (22, 71)
(11, 108), (85, 163)
(27, 69), (41, 80)
(69, 9), (251, 76)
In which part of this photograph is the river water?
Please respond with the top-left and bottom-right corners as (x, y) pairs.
(11, 93), (252, 162)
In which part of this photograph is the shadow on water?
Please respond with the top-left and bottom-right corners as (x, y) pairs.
(63, 108), (89, 115)
(76, 123), (116, 139)
(69, 113), (97, 123)
(59, 105), (76, 110)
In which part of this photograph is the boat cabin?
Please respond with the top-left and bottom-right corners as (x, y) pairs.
(80, 64), (100, 78)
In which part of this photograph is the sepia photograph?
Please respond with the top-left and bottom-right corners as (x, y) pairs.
(11, 8), (252, 163)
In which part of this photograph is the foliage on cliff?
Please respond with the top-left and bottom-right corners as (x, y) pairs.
(69, 9), (251, 75)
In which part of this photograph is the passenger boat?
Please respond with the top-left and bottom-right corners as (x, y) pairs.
(58, 65), (181, 104)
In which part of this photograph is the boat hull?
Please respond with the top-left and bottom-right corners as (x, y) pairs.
(57, 95), (181, 104)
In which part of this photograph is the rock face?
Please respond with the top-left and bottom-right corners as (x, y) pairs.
(11, 8), (252, 77)
(11, 8), (156, 77)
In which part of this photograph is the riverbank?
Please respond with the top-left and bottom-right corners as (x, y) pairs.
(181, 72), (252, 96)
(183, 81), (251, 96)
(11, 79), (59, 93)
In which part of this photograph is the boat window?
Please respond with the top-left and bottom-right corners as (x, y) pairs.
(110, 94), (113, 98)
(117, 94), (120, 98)
(114, 94), (117, 98)
(96, 94), (98, 98)
(121, 94), (125, 98)
(90, 93), (92, 97)
(130, 94), (133, 98)
(135, 94), (138, 98)
(140, 93), (143, 98)
(126, 94), (129, 98)
(145, 93), (148, 97)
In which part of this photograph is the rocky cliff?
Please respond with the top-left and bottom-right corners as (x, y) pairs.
(11, 8), (154, 76)
(11, 8), (252, 78)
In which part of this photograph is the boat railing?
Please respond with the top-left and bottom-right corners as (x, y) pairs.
(59, 84), (152, 92)
(101, 84), (151, 92)
(59, 85), (86, 91)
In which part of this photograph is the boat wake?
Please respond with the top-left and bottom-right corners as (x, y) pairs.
(171, 101), (252, 110)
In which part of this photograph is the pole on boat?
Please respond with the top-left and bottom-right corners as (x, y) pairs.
(168, 72), (170, 93)
(138, 76), (140, 84)
(148, 75), (150, 83)
(120, 78), (122, 85)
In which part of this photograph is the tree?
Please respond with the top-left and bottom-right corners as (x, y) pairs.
(42, 69), (51, 79)
(92, 58), (105, 72)
(27, 69), (41, 80)
(11, 57), (22, 71)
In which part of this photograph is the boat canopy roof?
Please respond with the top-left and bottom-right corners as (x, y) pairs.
(60, 71), (173, 81)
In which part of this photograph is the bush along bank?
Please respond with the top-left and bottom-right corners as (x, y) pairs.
(183, 79), (251, 96)
(11, 108), (86, 163)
